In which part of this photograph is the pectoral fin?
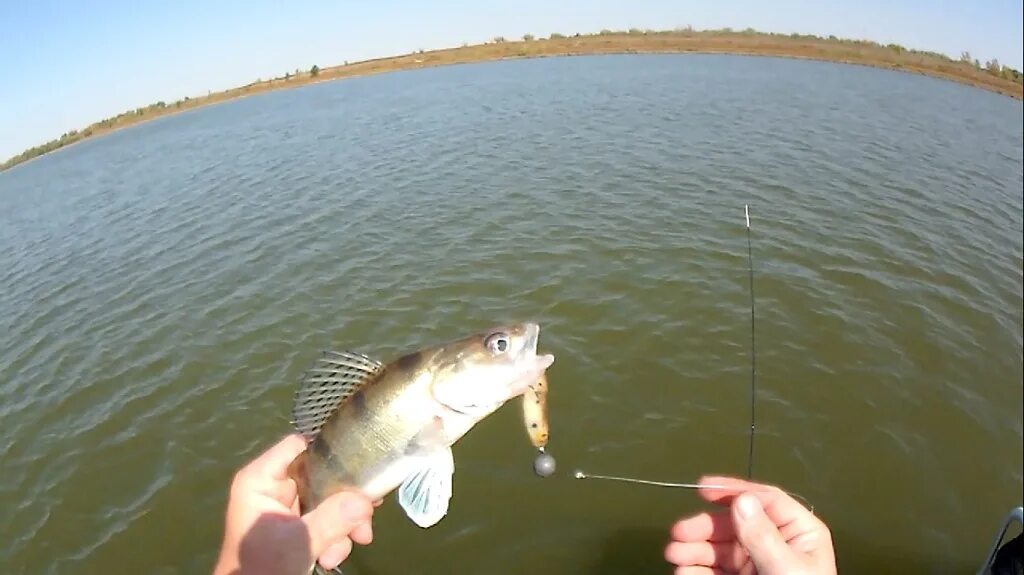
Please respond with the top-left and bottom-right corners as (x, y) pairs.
(398, 447), (454, 528)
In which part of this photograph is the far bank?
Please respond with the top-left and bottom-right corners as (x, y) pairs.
(4, 29), (1021, 172)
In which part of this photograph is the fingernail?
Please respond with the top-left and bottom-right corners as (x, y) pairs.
(736, 494), (763, 520)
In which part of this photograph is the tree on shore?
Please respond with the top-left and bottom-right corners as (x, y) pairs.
(310, 65), (320, 77)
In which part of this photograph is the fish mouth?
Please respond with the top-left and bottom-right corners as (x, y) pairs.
(515, 322), (554, 379)
(522, 322), (540, 356)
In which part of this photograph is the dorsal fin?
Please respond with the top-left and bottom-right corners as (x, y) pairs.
(291, 350), (384, 440)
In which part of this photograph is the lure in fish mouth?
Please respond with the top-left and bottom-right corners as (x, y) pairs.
(286, 322), (555, 543)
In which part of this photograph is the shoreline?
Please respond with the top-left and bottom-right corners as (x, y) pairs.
(4, 29), (1022, 173)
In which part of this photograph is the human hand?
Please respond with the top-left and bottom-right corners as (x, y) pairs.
(213, 434), (376, 575)
(665, 476), (836, 575)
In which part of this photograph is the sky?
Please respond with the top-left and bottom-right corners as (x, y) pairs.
(2, 0), (1022, 161)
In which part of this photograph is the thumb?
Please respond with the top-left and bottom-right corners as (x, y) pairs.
(732, 493), (797, 575)
(300, 492), (373, 559)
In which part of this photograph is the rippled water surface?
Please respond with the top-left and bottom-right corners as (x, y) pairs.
(1, 54), (1022, 574)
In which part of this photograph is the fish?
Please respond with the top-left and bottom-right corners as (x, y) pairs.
(286, 322), (555, 558)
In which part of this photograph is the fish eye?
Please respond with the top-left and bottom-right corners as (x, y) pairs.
(485, 332), (510, 354)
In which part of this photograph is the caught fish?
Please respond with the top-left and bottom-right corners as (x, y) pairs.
(287, 322), (555, 541)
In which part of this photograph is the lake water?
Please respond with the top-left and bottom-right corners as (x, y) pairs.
(1, 54), (1021, 574)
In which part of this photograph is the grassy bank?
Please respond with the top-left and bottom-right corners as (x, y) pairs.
(4, 27), (1022, 172)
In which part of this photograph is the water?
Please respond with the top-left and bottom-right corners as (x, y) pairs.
(1, 54), (1021, 574)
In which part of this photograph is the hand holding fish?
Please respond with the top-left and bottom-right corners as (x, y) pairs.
(213, 434), (376, 575)
(665, 476), (837, 575)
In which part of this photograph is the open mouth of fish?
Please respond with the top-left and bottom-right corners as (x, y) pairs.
(509, 322), (555, 395)
(520, 322), (541, 360)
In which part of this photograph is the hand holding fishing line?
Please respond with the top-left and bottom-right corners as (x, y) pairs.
(213, 434), (377, 575)
(665, 476), (837, 575)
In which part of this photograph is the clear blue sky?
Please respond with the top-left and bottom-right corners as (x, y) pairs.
(2, 0), (1022, 161)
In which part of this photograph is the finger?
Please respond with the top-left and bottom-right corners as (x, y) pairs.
(244, 434), (308, 482)
(670, 510), (735, 542)
(731, 493), (796, 574)
(351, 520), (373, 545)
(665, 541), (748, 571)
(807, 531), (838, 573)
(301, 491), (374, 558)
(673, 566), (731, 575)
(698, 476), (813, 534)
(265, 474), (299, 508)
(695, 476), (778, 504)
(373, 499), (384, 507)
(778, 512), (827, 543)
(779, 515), (835, 562)
(318, 539), (353, 571)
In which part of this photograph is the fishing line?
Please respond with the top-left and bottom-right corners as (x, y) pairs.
(571, 205), (813, 512)
(574, 471), (724, 489)
(572, 471), (814, 512)
(745, 204), (757, 479)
